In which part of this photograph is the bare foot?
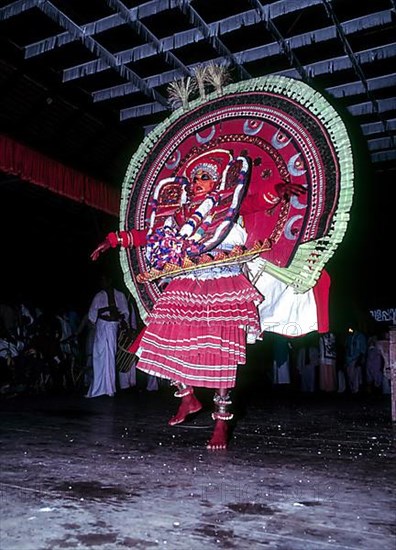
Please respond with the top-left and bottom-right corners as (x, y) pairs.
(206, 419), (229, 450)
(168, 393), (203, 426)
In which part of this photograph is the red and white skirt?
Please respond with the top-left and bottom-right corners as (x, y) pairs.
(136, 273), (263, 389)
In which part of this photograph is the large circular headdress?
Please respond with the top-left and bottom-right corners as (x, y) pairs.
(119, 73), (354, 323)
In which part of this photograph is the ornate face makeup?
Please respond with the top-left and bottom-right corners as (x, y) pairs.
(191, 169), (217, 197)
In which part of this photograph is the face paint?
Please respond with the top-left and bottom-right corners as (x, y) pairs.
(191, 169), (217, 198)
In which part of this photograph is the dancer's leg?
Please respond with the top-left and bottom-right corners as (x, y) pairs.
(168, 382), (203, 426)
(207, 388), (233, 450)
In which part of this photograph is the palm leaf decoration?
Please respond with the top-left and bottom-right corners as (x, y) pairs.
(193, 65), (209, 101)
(203, 62), (230, 95)
(167, 76), (196, 110)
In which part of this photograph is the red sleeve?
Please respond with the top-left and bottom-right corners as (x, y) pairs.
(131, 228), (148, 247)
(240, 193), (268, 215)
(127, 327), (146, 354)
(313, 269), (331, 334)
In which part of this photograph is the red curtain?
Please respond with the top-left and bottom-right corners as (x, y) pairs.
(0, 133), (119, 216)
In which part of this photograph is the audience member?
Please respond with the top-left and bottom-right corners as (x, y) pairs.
(345, 325), (367, 394)
(85, 274), (130, 398)
(319, 331), (337, 392)
(365, 336), (384, 394)
(296, 333), (319, 393)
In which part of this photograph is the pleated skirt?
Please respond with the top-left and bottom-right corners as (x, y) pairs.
(136, 273), (263, 389)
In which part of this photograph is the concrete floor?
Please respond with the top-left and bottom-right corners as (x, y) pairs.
(0, 383), (395, 550)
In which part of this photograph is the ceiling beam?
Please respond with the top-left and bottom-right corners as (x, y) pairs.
(327, 73), (396, 98)
(120, 101), (168, 121)
(321, 0), (395, 148)
(60, 7), (393, 97)
(0, 0), (39, 20)
(322, 0), (371, 92)
(367, 137), (395, 151)
(90, 14), (394, 103)
(178, 1), (251, 81)
(348, 98), (396, 116)
(21, 0), (323, 60)
(93, 66), (196, 103)
(371, 150), (396, 162)
(271, 43), (396, 79)
(21, 0), (181, 58)
(104, 0), (191, 77)
(62, 13), (261, 84)
(35, 1), (168, 107)
(118, 43), (396, 121)
(361, 119), (396, 136)
(249, 0), (310, 82)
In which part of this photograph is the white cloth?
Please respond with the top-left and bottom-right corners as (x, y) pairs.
(119, 362), (137, 389)
(86, 288), (130, 398)
(146, 374), (159, 391)
(0, 338), (19, 358)
(118, 357), (159, 391)
(245, 259), (318, 337)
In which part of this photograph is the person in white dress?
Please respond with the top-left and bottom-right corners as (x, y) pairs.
(86, 275), (130, 398)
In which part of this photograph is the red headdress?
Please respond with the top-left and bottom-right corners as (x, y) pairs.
(120, 76), (354, 322)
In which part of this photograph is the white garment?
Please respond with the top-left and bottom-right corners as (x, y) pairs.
(86, 318), (119, 397)
(0, 338), (19, 358)
(146, 374), (159, 391)
(245, 259), (318, 337)
(86, 288), (130, 398)
(119, 361), (137, 389)
(118, 357), (159, 391)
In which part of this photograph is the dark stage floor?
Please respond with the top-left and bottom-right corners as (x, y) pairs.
(0, 386), (395, 550)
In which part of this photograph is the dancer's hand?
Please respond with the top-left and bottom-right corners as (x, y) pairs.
(275, 182), (306, 200)
(90, 240), (111, 261)
(90, 231), (134, 261)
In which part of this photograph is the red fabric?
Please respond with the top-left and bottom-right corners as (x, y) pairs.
(131, 228), (148, 247)
(0, 133), (119, 215)
(240, 192), (267, 216)
(119, 231), (131, 247)
(128, 327), (146, 354)
(106, 232), (119, 248)
(313, 269), (331, 333)
(135, 274), (263, 389)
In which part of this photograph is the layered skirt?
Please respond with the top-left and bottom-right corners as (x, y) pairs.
(136, 271), (263, 389)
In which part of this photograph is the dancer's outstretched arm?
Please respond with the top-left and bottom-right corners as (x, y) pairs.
(90, 231), (135, 261)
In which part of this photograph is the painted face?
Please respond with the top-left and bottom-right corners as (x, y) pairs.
(191, 169), (217, 198)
